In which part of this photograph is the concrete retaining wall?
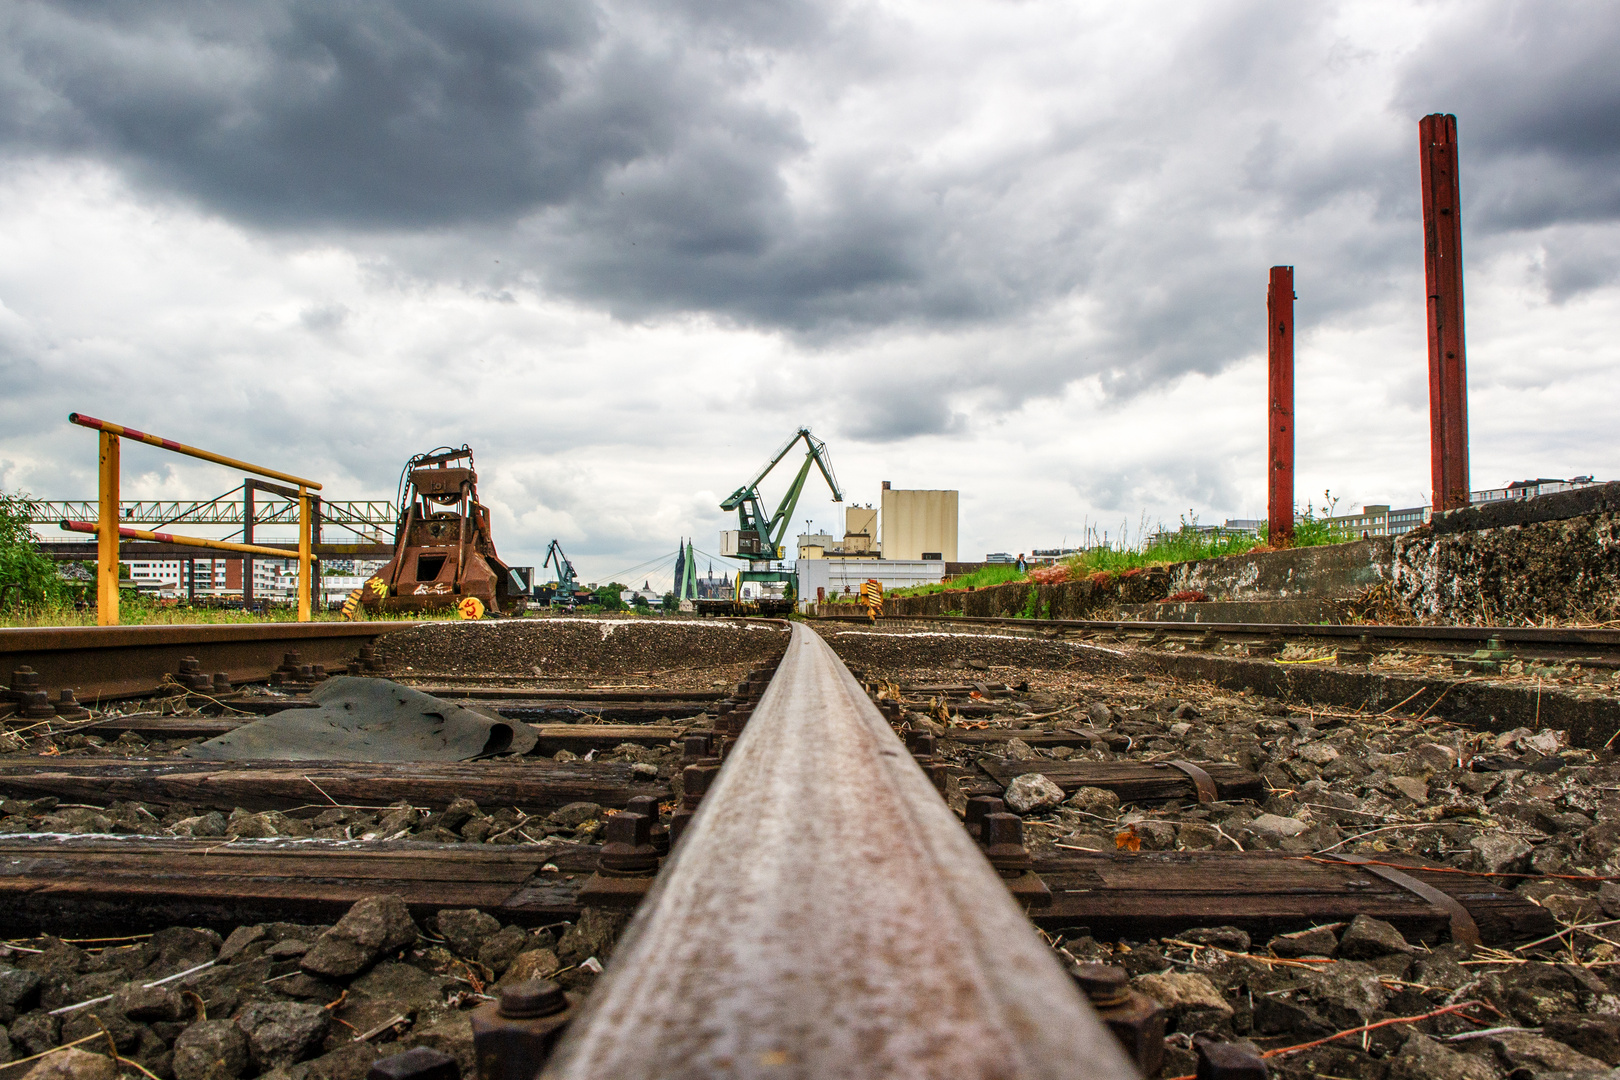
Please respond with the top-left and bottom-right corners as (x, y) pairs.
(1393, 510), (1620, 624)
(846, 567), (1172, 620)
(878, 481), (1620, 625)
(1162, 538), (1391, 601)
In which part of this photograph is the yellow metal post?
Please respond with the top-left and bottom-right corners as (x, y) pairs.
(97, 432), (121, 625)
(298, 486), (311, 622)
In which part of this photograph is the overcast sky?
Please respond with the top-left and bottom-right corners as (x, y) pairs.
(2, 0), (1617, 588)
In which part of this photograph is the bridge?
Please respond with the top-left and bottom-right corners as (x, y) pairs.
(25, 498), (399, 560)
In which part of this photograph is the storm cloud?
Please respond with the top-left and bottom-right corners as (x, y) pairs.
(1, 0), (1616, 576)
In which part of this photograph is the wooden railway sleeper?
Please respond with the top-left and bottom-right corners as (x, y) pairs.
(579, 652), (785, 910)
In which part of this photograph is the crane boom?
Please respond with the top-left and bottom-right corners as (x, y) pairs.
(719, 429), (842, 565)
(542, 540), (580, 609)
(721, 428), (843, 511)
(705, 429), (843, 616)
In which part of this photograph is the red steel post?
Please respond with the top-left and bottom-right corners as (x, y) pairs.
(1420, 114), (1470, 511)
(1267, 266), (1295, 547)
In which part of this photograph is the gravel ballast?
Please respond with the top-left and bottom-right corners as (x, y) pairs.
(6, 620), (1620, 1079)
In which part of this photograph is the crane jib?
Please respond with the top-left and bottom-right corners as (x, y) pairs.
(721, 428), (844, 567)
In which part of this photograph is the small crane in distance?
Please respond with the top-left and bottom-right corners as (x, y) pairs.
(541, 540), (582, 610)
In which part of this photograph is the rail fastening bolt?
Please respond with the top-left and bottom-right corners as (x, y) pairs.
(982, 813), (1032, 877)
(963, 796), (1006, 842)
(626, 795), (670, 857)
(1071, 963), (1130, 1008)
(598, 812), (659, 875)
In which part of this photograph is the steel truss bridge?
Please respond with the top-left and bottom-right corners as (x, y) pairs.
(25, 500), (398, 544)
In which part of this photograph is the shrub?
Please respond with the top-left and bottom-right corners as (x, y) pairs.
(0, 491), (61, 607)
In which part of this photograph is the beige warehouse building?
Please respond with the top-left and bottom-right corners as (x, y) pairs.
(880, 484), (958, 561)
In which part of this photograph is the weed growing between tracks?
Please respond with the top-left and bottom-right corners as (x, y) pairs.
(0, 597), (449, 628)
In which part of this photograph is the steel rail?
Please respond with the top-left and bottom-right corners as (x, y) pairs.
(812, 613), (1620, 649)
(1, 622), (412, 701)
(541, 622), (1135, 1080)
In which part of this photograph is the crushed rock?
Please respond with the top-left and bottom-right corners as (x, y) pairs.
(0, 895), (624, 1080)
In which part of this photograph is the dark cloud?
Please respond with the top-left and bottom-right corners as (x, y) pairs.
(1397, 0), (1620, 233)
(2, 0), (953, 336)
(0, 340), (58, 443)
(3, 0), (1617, 456)
(0, 1), (706, 226)
(1541, 228), (1620, 302)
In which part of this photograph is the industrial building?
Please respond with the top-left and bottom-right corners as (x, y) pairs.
(1321, 505), (1432, 539)
(1321, 479), (1599, 539)
(1471, 476), (1598, 504)
(791, 481), (959, 610)
(843, 505), (879, 555)
(796, 484), (958, 562)
(796, 558), (945, 609)
(880, 483), (958, 561)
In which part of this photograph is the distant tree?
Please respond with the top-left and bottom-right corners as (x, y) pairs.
(661, 591), (678, 612)
(0, 491), (62, 607)
(594, 582), (628, 612)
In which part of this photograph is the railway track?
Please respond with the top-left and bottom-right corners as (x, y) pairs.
(0, 621), (403, 705)
(814, 613), (1620, 751)
(815, 612), (1620, 667)
(0, 615), (1607, 1079)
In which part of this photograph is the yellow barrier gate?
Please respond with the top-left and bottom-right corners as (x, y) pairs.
(66, 413), (323, 625)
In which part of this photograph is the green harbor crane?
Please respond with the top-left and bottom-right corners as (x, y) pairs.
(541, 540), (581, 610)
(714, 428), (842, 613)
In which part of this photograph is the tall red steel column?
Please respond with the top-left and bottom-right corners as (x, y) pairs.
(1420, 113), (1470, 511)
(1267, 266), (1295, 547)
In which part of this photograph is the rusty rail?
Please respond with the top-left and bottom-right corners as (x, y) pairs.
(1, 622), (410, 702)
(809, 612), (1620, 651)
(541, 622), (1135, 1079)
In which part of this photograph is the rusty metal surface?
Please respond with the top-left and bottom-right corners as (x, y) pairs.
(1325, 853), (1480, 947)
(1420, 113), (1470, 512)
(542, 622), (1136, 1080)
(1267, 265), (1294, 546)
(363, 447), (526, 616)
(811, 613), (1620, 649)
(0, 622), (409, 702)
(1160, 760), (1218, 804)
